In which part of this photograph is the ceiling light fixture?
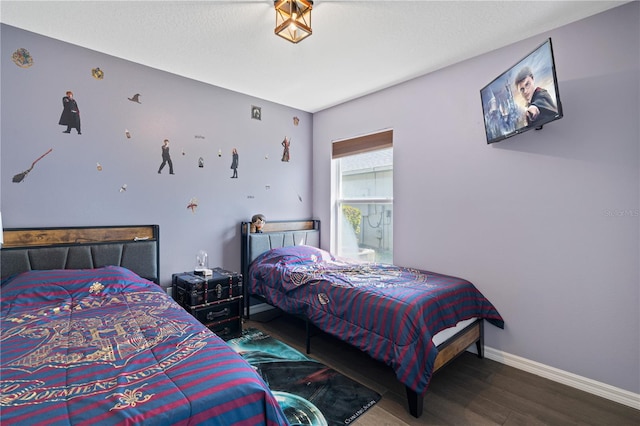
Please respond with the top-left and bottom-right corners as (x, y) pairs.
(274, 0), (313, 44)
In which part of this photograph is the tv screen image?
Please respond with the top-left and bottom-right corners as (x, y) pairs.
(481, 38), (563, 144)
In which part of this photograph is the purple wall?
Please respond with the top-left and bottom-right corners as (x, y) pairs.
(1, 24), (313, 284)
(313, 3), (639, 394)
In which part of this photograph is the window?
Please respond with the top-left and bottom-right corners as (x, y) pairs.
(333, 130), (393, 263)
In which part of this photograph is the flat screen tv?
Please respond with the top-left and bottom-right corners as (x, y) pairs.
(480, 38), (563, 144)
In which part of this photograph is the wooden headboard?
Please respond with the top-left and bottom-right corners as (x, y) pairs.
(1, 225), (160, 283)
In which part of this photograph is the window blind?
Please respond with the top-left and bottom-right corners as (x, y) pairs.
(332, 129), (393, 159)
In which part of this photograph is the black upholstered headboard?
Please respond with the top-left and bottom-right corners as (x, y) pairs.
(240, 220), (320, 272)
(1, 225), (160, 284)
(240, 219), (320, 313)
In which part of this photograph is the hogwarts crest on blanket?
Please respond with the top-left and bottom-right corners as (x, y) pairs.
(227, 328), (381, 426)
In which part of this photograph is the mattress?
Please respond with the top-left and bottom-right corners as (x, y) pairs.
(432, 317), (477, 346)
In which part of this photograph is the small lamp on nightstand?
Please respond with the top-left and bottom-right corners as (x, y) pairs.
(194, 249), (212, 276)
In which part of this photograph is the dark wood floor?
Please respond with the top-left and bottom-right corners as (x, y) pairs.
(245, 311), (639, 426)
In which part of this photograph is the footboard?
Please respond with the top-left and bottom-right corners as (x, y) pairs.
(406, 319), (484, 418)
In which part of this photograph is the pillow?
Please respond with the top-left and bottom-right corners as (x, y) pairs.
(252, 245), (334, 267)
(249, 245), (334, 293)
(1, 265), (157, 308)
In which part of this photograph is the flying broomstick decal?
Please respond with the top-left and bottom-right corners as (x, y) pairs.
(12, 148), (53, 183)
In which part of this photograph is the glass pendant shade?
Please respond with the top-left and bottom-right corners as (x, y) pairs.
(275, 0), (313, 44)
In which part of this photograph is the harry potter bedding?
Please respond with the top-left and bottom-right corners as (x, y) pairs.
(247, 245), (505, 399)
(0, 266), (287, 425)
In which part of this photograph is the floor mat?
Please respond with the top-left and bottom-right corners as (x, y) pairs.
(227, 328), (381, 426)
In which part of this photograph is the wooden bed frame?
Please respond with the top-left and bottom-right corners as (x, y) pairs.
(240, 219), (485, 418)
(1, 224), (160, 284)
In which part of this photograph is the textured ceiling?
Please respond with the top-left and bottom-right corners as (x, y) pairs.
(0, 1), (628, 112)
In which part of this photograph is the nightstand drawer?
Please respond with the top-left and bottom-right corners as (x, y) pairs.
(175, 286), (237, 307)
(188, 298), (242, 324)
(207, 317), (242, 340)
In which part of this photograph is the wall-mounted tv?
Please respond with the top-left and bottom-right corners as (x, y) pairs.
(480, 38), (563, 144)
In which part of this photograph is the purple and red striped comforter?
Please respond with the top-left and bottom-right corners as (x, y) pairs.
(248, 246), (504, 395)
(1, 266), (288, 426)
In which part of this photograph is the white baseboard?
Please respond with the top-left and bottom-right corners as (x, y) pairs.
(485, 347), (640, 411)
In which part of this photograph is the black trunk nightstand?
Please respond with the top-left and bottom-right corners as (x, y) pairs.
(171, 268), (243, 340)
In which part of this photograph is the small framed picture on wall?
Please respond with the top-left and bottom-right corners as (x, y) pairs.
(251, 105), (261, 121)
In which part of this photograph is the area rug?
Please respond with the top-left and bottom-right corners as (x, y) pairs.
(227, 328), (381, 426)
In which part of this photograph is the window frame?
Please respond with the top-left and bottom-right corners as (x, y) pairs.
(332, 130), (393, 262)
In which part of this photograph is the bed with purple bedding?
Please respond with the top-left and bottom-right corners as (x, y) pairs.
(1, 225), (288, 426)
(241, 220), (504, 418)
